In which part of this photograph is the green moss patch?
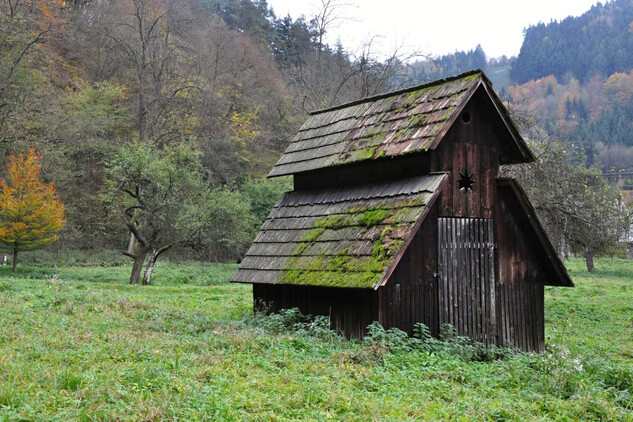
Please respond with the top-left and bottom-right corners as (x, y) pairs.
(278, 203), (421, 288)
(358, 208), (391, 227)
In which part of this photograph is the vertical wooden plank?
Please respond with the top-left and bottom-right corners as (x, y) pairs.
(481, 146), (491, 218)
(438, 218), (446, 326)
(512, 284), (518, 349)
(449, 218), (456, 327)
(496, 284), (503, 346)
(471, 144), (481, 218)
(476, 218), (485, 343)
(457, 143), (467, 217)
(456, 217), (463, 332)
(503, 285), (510, 347)
(455, 218), (462, 333)
(461, 218), (467, 336)
(519, 283), (529, 350)
(487, 218), (496, 347)
(446, 217), (453, 329)
(526, 285), (532, 352)
(531, 284), (536, 352)
(467, 218), (474, 342)
(477, 218), (484, 343)
(519, 284), (526, 351)
(475, 218), (482, 342)
(526, 285), (532, 351)
(538, 284), (545, 352)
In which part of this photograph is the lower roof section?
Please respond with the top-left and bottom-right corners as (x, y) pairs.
(232, 173), (447, 289)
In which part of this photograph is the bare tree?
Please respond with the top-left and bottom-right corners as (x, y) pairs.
(0, 0), (66, 140)
(89, 0), (195, 142)
(279, 0), (426, 112)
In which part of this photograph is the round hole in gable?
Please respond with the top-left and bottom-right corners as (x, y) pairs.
(461, 111), (471, 124)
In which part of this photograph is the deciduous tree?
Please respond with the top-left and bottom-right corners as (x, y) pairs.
(0, 149), (65, 273)
(108, 140), (212, 284)
(503, 120), (627, 271)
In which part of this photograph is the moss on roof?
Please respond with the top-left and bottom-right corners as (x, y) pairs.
(232, 174), (447, 289)
(269, 71), (483, 177)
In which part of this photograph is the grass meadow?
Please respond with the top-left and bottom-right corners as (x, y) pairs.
(0, 257), (631, 421)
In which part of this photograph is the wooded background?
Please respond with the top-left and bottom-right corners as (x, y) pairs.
(0, 0), (631, 270)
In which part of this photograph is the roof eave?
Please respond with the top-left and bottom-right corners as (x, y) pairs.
(479, 77), (536, 164)
(427, 76), (485, 151)
(497, 178), (574, 287)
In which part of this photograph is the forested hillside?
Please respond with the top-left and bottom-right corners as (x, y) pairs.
(402, 0), (633, 178)
(0, 0), (413, 262)
(511, 0), (633, 84)
(501, 0), (633, 176)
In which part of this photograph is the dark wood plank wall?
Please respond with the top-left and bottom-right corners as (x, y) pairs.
(379, 204), (439, 336)
(253, 284), (378, 338)
(496, 191), (549, 285)
(496, 283), (545, 352)
(438, 217), (496, 346)
(494, 188), (551, 352)
(431, 101), (500, 220)
(429, 95), (548, 351)
(294, 153), (432, 191)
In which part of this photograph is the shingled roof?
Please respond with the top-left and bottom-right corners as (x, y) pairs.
(232, 174), (447, 289)
(269, 70), (533, 178)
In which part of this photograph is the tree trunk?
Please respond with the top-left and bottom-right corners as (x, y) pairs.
(127, 231), (137, 254)
(627, 243), (633, 260)
(558, 234), (567, 261)
(142, 249), (158, 285)
(12, 248), (18, 274)
(130, 246), (148, 284)
(585, 247), (595, 272)
(138, 75), (146, 141)
(142, 244), (173, 285)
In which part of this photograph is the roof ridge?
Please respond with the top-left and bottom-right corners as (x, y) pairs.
(309, 69), (485, 116)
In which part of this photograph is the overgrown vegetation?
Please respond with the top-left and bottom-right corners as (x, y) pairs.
(0, 258), (631, 420)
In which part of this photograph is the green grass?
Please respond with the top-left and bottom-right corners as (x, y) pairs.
(0, 258), (631, 420)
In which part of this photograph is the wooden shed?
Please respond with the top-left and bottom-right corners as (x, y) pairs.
(231, 70), (573, 352)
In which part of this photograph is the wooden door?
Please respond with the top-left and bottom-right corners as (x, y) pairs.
(438, 217), (496, 345)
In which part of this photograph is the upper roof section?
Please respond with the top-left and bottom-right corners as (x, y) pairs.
(268, 70), (534, 178)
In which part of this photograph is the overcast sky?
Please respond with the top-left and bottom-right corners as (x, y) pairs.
(266, 0), (600, 59)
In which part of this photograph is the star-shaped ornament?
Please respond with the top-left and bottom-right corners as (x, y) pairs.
(458, 171), (475, 191)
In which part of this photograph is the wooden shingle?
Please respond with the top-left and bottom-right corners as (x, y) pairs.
(268, 70), (533, 178)
(231, 174), (447, 289)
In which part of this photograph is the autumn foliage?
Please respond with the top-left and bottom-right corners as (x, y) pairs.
(0, 149), (65, 273)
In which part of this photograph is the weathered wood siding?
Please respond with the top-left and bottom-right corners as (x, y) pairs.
(378, 204), (440, 336)
(496, 283), (545, 352)
(253, 284), (378, 338)
(438, 217), (496, 346)
(493, 182), (558, 352)
(431, 95), (500, 219)
(294, 153), (432, 191)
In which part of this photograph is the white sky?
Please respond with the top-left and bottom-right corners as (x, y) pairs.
(266, 0), (601, 59)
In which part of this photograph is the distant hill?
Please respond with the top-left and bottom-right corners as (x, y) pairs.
(511, 0), (633, 84)
(399, 46), (514, 92)
(498, 0), (633, 175)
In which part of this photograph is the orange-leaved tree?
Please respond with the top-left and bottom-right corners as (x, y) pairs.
(0, 149), (65, 273)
